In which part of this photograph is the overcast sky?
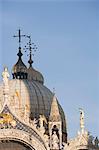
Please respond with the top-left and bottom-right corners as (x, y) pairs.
(0, 0), (99, 138)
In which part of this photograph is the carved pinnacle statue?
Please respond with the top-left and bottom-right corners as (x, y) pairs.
(2, 67), (10, 87)
(52, 131), (59, 149)
(94, 137), (99, 147)
(79, 108), (85, 133)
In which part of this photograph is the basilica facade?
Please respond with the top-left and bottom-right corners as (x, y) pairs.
(0, 30), (99, 150)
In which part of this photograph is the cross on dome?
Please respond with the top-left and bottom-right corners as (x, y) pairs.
(13, 29), (26, 59)
(24, 35), (37, 67)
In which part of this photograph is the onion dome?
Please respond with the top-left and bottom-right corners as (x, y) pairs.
(27, 67), (44, 84)
(26, 35), (44, 84)
(12, 48), (27, 79)
(12, 29), (27, 79)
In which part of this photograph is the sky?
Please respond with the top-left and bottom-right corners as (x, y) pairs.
(0, 0), (99, 138)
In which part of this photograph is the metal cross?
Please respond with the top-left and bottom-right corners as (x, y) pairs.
(13, 29), (26, 48)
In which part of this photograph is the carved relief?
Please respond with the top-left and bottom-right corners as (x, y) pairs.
(0, 113), (16, 129)
(51, 131), (59, 149)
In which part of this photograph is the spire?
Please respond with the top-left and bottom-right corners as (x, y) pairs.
(12, 29), (27, 79)
(25, 36), (37, 67)
(49, 94), (61, 122)
(79, 108), (85, 133)
(13, 29), (25, 60)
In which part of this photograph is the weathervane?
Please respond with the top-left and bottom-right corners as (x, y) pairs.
(13, 29), (26, 58)
(24, 35), (38, 67)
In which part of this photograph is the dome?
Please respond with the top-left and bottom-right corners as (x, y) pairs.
(0, 79), (67, 138)
(12, 48), (28, 79)
(0, 31), (67, 143)
(12, 58), (27, 74)
(27, 66), (44, 84)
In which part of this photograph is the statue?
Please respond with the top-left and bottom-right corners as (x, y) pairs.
(94, 137), (99, 147)
(39, 115), (47, 128)
(38, 115), (47, 135)
(52, 131), (59, 149)
(2, 67), (10, 87)
(79, 108), (85, 132)
(88, 135), (94, 145)
(32, 118), (38, 128)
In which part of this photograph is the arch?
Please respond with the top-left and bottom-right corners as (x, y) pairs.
(0, 139), (33, 150)
(0, 129), (47, 150)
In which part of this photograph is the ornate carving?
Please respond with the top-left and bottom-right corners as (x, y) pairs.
(38, 115), (47, 135)
(29, 117), (38, 129)
(0, 129), (47, 150)
(52, 131), (59, 149)
(88, 135), (94, 145)
(0, 113), (16, 129)
(94, 137), (99, 147)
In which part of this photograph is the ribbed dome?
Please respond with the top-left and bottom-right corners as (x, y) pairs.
(27, 66), (44, 84)
(0, 79), (66, 136)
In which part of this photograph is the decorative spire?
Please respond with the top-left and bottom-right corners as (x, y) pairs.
(12, 29), (27, 79)
(2, 67), (10, 103)
(24, 36), (37, 67)
(79, 108), (85, 133)
(49, 94), (61, 122)
(13, 29), (25, 59)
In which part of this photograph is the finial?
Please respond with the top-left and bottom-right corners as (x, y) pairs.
(13, 29), (26, 59)
(53, 87), (56, 95)
(24, 35), (37, 67)
(79, 108), (85, 133)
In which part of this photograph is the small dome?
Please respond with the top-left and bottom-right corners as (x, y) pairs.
(27, 66), (44, 84)
(12, 59), (27, 74)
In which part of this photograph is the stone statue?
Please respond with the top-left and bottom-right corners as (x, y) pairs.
(94, 137), (99, 147)
(2, 67), (10, 86)
(32, 118), (38, 128)
(39, 115), (47, 128)
(88, 135), (94, 145)
(39, 115), (44, 128)
(79, 108), (84, 132)
(52, 131), (59, 149)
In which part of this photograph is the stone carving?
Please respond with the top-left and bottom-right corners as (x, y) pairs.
(30, 118), (38, 129)
(88, 135), (94, 145)
(39, 115), (47, 128)
(79, 108), (84, 132)
(38, 115), (47, 135)
(43, 134), (49, 147)
(0, 129), (47, 150)
(2, 67), (10, 87)
(0, 113), (16, 129)
(52, 131), (59, 149)
(94, 137), (99, 147)
(33, 118), (38, 128)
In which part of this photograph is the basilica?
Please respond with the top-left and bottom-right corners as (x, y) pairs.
(0, 30), (99, 150)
